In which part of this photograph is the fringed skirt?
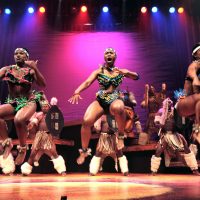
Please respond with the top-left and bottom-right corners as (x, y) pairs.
(32, 131), (54, 151)
(96, 133), (117, 156)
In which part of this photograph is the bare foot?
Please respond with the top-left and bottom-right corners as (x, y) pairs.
(77, 153), (88, 165)
(3, 142), (13, 159)
(76, 148), (91, 165)
(15, 146), (27, 165)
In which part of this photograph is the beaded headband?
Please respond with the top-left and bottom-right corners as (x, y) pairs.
(14, 48), (29, 58)
(192, 46), (200, 56)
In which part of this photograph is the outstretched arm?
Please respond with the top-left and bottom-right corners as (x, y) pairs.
(68, 69), (100, 104)
(25, 60), (46, 87)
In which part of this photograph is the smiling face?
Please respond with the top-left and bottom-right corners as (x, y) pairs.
(104, 48), (116, 65)
(14, 48), (29, 65)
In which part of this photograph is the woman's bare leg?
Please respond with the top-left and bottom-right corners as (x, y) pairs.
(0, 104), (15, 139)
(14, 102), (37, 165)
(77, 101), (104, 164)
(81, 100), (104, 149)
(110, 99), (126, 149)
(176, 94), (200, 117)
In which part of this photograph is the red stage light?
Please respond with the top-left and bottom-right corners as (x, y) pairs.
(81, 6), (87, 13)
(178, 7), (184, 14)
(39, 7), (45, 13)
(141, 7), (147, 14)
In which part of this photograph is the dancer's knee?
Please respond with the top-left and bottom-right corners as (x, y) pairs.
(82, 117), (95, 128)
(14, 116), (26, 127)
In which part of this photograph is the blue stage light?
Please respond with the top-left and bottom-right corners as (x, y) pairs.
(4, 8), (11, 15)
(169, 7), (175, 13)
(151, 7), (158, 13)
(28, 7), (35, 14)
(102, 6), (109, 13)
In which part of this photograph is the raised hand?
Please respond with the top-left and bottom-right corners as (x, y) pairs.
(68, 93), (82, 104)
(24, 60), (38, 70)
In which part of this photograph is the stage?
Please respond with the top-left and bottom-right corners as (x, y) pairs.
(0, 173), (200, 200)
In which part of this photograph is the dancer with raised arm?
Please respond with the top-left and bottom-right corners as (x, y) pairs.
(0, 48), (46, 165)
(68, 48), (139, 164)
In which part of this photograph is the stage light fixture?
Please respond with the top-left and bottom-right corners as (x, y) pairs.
(5, 8), (11, 15)
(39, 6), (45, 13)
(28, 7), (34, 14)
(151, 7), (158, 13)
(169, 7), (175, 13)
(81, 6), (87, 13)
(178, 7), (184, 14)
(102, 6), (109, 13)
(141, 7), (147, 14)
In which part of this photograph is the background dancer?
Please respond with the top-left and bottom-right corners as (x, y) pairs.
(151, 98), (200, 175)
(21, 97), (66, 175)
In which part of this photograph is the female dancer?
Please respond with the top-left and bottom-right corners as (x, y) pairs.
(0, 48), (46, 165)
(176, 42), (200, 143)
(68, 48), (139, 164)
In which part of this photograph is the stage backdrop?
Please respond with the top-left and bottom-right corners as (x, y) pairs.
(1, 9), (200, 125)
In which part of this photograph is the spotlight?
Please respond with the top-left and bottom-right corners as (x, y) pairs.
(169, 7), (175, 13)
(28, 7), (34, 14)
(4, 8), (11, 15)
(81, 6), (87, 13)
(141, 7), (147, 14)
(102, 6), (109, 13)
(151, 7), (158, 13)
(39, 6), (45, 13)
(178, 7), (184, 14)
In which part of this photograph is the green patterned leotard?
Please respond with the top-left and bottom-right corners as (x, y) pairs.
(96, 68), (124, 111)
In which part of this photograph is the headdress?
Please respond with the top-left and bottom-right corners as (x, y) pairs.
(14, 48), (29, 58)
(192, 42), (200, 56)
